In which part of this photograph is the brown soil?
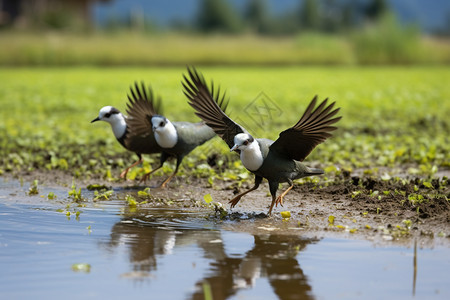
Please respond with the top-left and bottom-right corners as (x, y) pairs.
(4, 169), (450, 246)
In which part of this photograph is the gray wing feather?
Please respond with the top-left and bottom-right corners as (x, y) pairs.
(174, 122), (215, 149)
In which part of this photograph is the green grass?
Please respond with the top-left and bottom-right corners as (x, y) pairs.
(0, 66), (449, 179)
(0, 31), (448, 66)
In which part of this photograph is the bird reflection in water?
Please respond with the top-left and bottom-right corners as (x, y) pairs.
(192, 235), (317, 300)
(101, 211), (318, 299)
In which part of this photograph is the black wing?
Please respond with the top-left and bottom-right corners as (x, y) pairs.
(270, 96), (341, 161)
(125, 81), (162, 137)
(182, 67), (247, 149)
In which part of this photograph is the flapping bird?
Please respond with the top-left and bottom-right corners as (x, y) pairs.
(91, 83), (162, 180)
(183, 67), (341, 215)
(123, 82), (218, 188)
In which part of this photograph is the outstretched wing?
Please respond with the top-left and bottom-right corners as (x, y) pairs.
(270, 96), (341, 161)
(125, 81), (162, 137)
(183, 67), (247, 149)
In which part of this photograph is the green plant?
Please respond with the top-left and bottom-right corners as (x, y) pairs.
(27, 180), (39, 196)
(68, 181), (83, 201)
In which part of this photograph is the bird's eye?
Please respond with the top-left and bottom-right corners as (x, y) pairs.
(159, 121), (164, 127)
(243, 140), (249, 146)
(105, 113), (111, 118)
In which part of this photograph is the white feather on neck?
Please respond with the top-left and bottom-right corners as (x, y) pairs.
(109, 114), (127, 139)
(240, 140), (264, 171)
(154, 120), (178, 148)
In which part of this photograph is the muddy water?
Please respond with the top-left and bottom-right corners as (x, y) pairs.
(0, 179), (449, 300)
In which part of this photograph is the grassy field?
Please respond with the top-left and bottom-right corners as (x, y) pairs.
(0, 66), (449, 180)
(0, 31), (449, 66)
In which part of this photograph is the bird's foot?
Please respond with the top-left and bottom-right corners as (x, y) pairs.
(275, 195), (284, 207)
(138, 174), (150, 185)
(159, 175), (175, 189)
(119, 169), (129, 179)
(229, 196), (242, 208)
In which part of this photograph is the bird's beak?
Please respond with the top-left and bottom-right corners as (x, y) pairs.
(91, 117), (100, 123)
(152, 126), (156, 132)
(230, 144), (239, 152)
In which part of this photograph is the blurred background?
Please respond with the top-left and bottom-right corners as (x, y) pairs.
(0, 0), (449, 66)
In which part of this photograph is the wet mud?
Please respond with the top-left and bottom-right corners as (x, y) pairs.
(6, 168), (449, 246)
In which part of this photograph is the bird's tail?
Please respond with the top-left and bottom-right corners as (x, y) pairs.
(305, 167), (324, 176)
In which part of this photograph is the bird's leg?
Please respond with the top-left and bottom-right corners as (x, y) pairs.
(159, 165), (179, 188)
(139, 153), (168, 184)
(275, 182), (294, 207)
(139, 165), (162, 184)
(268, 195), (277, 216)
(267, 181), (280, 216)
(120, 154), (142, 179)
(229, 175), (262, 208)
(159, 155), (183, 188)
(229, 186), (258, 208)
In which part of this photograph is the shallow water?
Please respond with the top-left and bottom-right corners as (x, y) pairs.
(0, 179), (449, 300)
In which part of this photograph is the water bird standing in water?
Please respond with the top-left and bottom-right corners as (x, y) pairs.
(92, 82), (216, 187)
(183, 67), (341, 215)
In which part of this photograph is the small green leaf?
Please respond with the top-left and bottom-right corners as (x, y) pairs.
(402, 219), (412, 229)
(126, 195), (137, 207)
(423, 181), (433, 189)
(203, 193), (213, 204)
(137, 188), (151, 198)
(27, 180), (39, 196)
(86, 184), (108, 191)
(381, 173), (391, 181)
(324, 165), (337, 173)
(71, 263), (91, 273)
(280, 211), (291, 219)
(328, 215), (335, 225)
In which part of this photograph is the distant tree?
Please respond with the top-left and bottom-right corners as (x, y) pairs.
(196, 0), (242, 33)
(365, 0), (389, 21)
(320, 0), (359, 32)
(244, 0), (271, 34)
(341, 3), (356, 29)
(444, 12), (450, 36)
(299, 0), (321, 31)
(321, 0), (341, 32)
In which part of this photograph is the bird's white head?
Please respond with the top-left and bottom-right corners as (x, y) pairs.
(93, 106), (122, 123)
(151, 115), (169, 133)
(151, 115), (177, 148)
(231, 133), (255, 152)
(231, 133), (263, 171)
(91, 106), (126, 139)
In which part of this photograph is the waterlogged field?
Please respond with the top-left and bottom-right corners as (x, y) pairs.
(0, 66), (448, 177)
